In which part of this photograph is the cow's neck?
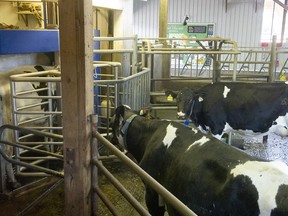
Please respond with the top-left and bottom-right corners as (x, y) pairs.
(125, 117), (158, 162)
(121, 114), (138, 149)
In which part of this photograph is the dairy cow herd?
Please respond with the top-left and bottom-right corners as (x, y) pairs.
(1, 66), (288, 215)
(111, 82), (288, 216)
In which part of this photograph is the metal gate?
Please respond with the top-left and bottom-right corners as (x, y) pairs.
(9, 70), (63, 180)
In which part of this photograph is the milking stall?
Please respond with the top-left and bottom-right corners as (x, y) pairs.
(1, 0), (288, 215)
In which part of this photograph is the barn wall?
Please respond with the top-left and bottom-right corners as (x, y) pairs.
(133, 0), (265, 47)
(133, 0), (160, 38)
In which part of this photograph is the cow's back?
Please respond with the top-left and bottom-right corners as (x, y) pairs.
(158, 125), (288, 215)
(194, 82), (288, 136)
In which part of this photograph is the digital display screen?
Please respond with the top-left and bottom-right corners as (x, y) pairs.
(187, 26), (207, 33)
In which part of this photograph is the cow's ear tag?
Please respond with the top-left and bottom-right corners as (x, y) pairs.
(184, 120), (189, 126)
(167, 94), (173, 102)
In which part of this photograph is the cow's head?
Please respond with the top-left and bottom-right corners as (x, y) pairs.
(165, 87), (197, 119)
(110, 105), (138, 151)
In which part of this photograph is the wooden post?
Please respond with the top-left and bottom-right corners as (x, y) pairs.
(212, 41), (221, 83)
(269, 35), (277, 82)
(159, 0), (168, 40)
(158, 0), (170, 90)
(58, 0), (94, 215)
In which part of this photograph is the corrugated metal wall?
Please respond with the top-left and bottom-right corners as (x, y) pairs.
(133, 0), (265, 47)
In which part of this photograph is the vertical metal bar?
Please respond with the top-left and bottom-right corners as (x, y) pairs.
(232, 52), (238, 81)
(47, 80), (54, 152)
(91, 114), (98, 216)
(0, 94), (5, 193)
(132, 35), (138, 74)
(106, 84), (110, 136)
(114, 66), (119, 108)
(281, 0), (288, 43)
(10, 80), (20, 173)
(141, 41), (146, 68)
(43, 2), (47, 29)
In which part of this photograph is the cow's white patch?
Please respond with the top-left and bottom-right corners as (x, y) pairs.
(198, 125), (209, 134)
(186, 136), (210, 151)
(222, 114), (288, 138)
(285, 81), (288, 85)
(223, 86), (230, 98)
(177, 111), (185, 117)
(269, 114), (288, 136)
(124, 104), (131, 110)
(221, 122), (269, 138)
(198, 97), (203, 102)
(231, 161), (288, 215)
(163, 123), (177, 148)
(191, 127), (198, 134)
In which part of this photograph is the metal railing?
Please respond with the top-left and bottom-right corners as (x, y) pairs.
(139, 37), (239, 82)
(137, 36), (288, 82)
(94, 67), (151, 136)
(9, 70), (63, 177)
(93, 35), (139, 75)
(0, 124), (63, 193)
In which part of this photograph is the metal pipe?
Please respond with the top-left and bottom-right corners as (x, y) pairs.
(94, 69), (150, 84)
(18, 141), (63, 145)
(94, 186), (121, 216)
(16, 172), (53, 177)
(93, 49), (134, 54)
(15, 111), (62, 115)
(0, 140), (63, 159)
(0, 147), (63, 178)
(15, 87), (48, 96)
(13, 95), (61, 99)
(10, 70), (60, 80)
(16, 101), (49, 111)
(93, 61), (121, 67)
(93, 36), (137, 41)
(17, 156), (62, 160)
(132, 34), (138, 74)
(91, 114), (98, 216)
(93, 159), (151, 216)
(94, 132), (197, 216)
(139, 50), (240, 55)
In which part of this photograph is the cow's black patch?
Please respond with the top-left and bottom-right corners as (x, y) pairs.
(271, 184), (288, 216)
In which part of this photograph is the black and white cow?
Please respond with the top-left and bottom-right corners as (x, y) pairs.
(111, 105), (288, 216)
(166, 82), (288, 139)
(0, 65), (57, 190)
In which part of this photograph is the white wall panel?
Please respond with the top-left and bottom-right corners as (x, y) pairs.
(133, 0), (160, 38)
(133, 0), (265, 47)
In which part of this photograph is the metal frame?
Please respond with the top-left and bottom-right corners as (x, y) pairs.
(94, 67), (151, 136)
(9, 70), (63, 178)
(139, 37), (239, 82)
(0, 124), (63, 193)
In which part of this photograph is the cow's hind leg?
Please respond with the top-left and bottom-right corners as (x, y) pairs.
(145, 187), (165, 216)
